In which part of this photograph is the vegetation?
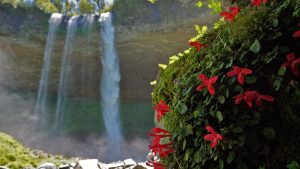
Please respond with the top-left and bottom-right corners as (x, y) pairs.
(0, 132), (72, 169)
(0, 0), (103, 14)
(151, 0), (300, 168)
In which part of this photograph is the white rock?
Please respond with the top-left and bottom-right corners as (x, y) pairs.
(74, 159), (99, 169)
(58, 164), (70, 169)
(38, 163), (57, 169)
(123, 159), (136, 167)
(69, 163), (76, 168)
(0, 166), (9, 169)
(103, 161), (125, 168)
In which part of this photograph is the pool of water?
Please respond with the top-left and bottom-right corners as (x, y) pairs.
(39, 96), (154, 138)
(0, 91), (154, 161)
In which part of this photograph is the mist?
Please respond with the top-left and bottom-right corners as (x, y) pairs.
(0, 46), (149, 163)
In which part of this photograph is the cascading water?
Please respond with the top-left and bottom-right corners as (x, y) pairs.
(100, 10), (123, 160)
(80, 15), (94, 96)
(55, 16), (78, 131)
(35, 13), (62, 126)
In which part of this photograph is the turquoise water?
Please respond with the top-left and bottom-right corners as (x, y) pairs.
(42, 97), (154, 138)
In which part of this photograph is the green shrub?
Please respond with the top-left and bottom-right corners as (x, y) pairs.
(152, 0), (300, 168)
(0, 132), (72, 169)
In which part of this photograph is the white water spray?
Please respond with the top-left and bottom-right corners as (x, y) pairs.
(55, 16), (78, 131)
(100, 11), (123, 160)
(35, 13), (62, 125)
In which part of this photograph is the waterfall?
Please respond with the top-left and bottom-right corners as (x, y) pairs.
(80, 15), (94, 96)
(35, 13), (62, 126)
(55, 16), (78, 131)
(100, 11), (123, 160)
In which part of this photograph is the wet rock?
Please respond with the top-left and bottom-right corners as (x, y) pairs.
(37, 162), (56, 169)
(74, 159), (99, 169)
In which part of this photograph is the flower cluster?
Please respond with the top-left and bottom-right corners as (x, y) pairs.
(189, 41), (207, 52)
(153, 100), (170, 122)
(282, 53), (300, 77)
(234, 90), (274, 108)
(147, 128), (175, 169)
(204, 125), (223, 148)
(149, 0), (300, 168)
(220, 6), (240, 22)
(196, 74), (218, 95)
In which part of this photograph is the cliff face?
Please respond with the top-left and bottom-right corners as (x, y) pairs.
(0, 1), (217, 100)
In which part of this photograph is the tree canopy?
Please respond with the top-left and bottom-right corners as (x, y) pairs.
(0, 0), (106, 15)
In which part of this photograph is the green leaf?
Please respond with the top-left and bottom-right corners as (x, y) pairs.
(181, 124), (193, 136)
(272, 19), (278, 27)
(183, 139), (187, 150)
(278, 67), (286, 76)
(194, 107), (206, 118)
(194, 24), (201, 33)
(225, 89), (230, 98)
(250, 39), (261, 54)
(194, 151), (201, 163)
(273, 79), (282, 91)
(287, 161), (300, 169)
(176, 102), (188, 115)
(263, 127), (276, 139)
(245, 76), (257, 84)
(233, 85), (243, 93)
(228, 77), (236, 85)
(219, 159), (224, 169)
(195, 1), (204, 7)
(218, 95), (226, 104)
(148, 0), (158, 3)
(227, 151), (236, 164)
(216, 111), (223, 122)
(184, 151), (190, 161)
(232, 127), (243, 133)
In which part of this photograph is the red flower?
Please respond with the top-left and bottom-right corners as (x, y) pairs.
(149, 128), (175, 158)
(234, 91), (274, 108)
(293, 31), (300, 38)
(226, 66), (253, 85)
(189, 41), (208, 52)
(292, 23), (300, 38)
(196, 74), (218, 96)
(149, 128), (172, 145)
(146, 161), (166, 169)
(282, 53), (300, 77)
(154, 100), (170, 122)
(204, 125), (223, 149)
(251, 0), (267, 6)
(220, 6), (240, 22)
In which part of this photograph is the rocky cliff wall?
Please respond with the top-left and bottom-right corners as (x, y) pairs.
(0, 1), (218, 100)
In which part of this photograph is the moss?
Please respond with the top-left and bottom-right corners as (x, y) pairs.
(0, 132), (72, 169)
(152, 0), (300, 168)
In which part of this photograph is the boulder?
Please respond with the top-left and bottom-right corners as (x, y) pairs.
(37, 163), (56, 169)
(74, 159), (99, 169)
(123, 159), (136, 167)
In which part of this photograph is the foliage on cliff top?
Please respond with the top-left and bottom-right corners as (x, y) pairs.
(152, 0), (300, 168)
(0, 132), (73, 169)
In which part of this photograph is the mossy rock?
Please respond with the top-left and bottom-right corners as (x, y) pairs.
(152, 0), (300, 168)
(0, 132), (72, 169)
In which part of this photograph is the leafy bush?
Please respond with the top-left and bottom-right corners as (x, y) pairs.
(152, 0), (300, 168)
(0, 132), (71, 169)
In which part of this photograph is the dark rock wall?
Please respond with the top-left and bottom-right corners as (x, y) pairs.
(0, 1), (218, 100)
